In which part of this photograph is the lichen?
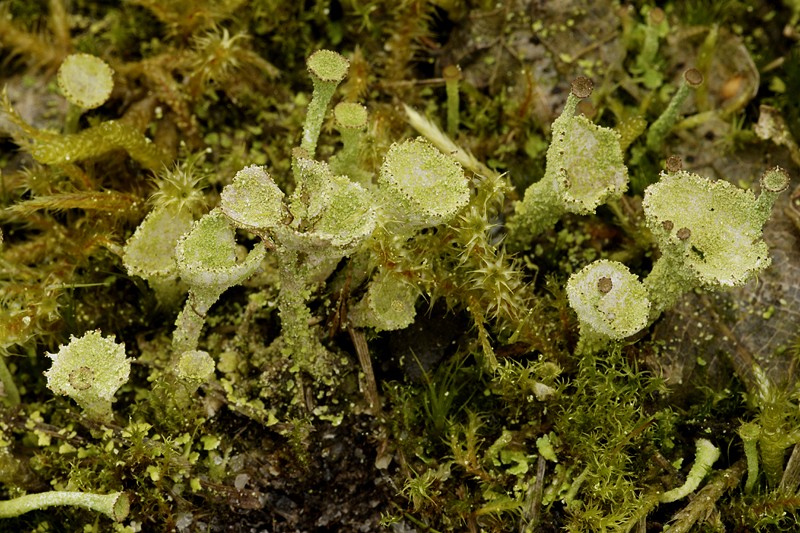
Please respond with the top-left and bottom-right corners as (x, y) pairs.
(1, 2), (799, 531)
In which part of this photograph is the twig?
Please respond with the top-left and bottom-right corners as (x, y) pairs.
(348, 324), (380, 414)
(519, 455), (547, 532)
(779, 443), (800, 493)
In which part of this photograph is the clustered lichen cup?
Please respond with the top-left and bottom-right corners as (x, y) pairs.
(567, 166), (789, 353)
(642, 167), (789, 317)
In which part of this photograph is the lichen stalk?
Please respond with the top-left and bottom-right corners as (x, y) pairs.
(0, 491), (129, 521)
(301, 50), (350, 157)
(507, 176), (564, 243)
(642, 244), (698, 319)
(738, 421), (761, 493)
(443, 64), (461, 138)
(276, 247), (327, 375)
(172, 291), (216, 355)
(660, 438), (720, 502)
(646, 68), (703, 151)
(754, 167), (790, 226)
(330, 102), (369, 182)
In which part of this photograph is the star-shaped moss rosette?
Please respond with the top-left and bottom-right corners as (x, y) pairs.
(567, 259), (651, 354)
(173, 209), (266, 354)
(508, 77), (628, 247)
(378, 137), (469, 236)
(45, 331), (131, 423)
(642, 167), (789, 317)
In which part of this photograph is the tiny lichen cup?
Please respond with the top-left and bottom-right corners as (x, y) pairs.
(302, 49), (350, 156)
(378, 137), (470, 236)
(57, 53), (114, 133)
(330, 102), (369, 181)
(173, 209), (266, 355)
(45, 330), (131, 423)
(349, 268), (419, 332)
(57, 53), (114, 110)
(567, 259), (651, 354)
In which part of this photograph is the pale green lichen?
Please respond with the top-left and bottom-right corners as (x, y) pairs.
(172, 349), (216, 407)
(0, 490), (129, 521)
(349, 268), (419, 331)
(302, 49), (349, 156)
(221, 155), (375, 375)
(57, 53), (114, 110)
(123, 205), (194, 307)
(176, 209), (266, 294)
(220, 165), (287, 234)
(378, 137), (469, 235)
(507, 77), (628, 246)
(175, 349), (215, 385)
(642, 168), (786, 317)
(738, 421), (761, 493)
(329, 102), (369, 181)
(660, 438), (720, 503)
(567, 259), (651, 354)
(645, 68), (703, 152)
(212, 50), (384, 377)
(45, 331), (131, 423)
(173, 210), (266, 355)
(282, 153), (376, 255)
(443, 64), (461, 138)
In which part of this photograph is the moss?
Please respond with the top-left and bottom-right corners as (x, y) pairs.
(1, 1), (800, 531)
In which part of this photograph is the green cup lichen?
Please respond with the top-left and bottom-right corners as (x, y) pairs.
(642, 167), (788, 318)
(378, 137), (469, 235)
(173, 210), (266, 355)
(44, 331), (131, 423)
(349, 268), (419, 332)
(220, 156), (376, 375)
(566, 259), (651, 354)
(57, 53), (114, 110)
(302, 49), (350, 156)
(507, 77), (628, 247)
(330, 102), (369, 181)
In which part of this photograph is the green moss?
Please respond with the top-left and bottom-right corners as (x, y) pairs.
(0, 1), (798, 530)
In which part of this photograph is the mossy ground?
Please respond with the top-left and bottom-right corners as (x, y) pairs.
(2, 0), (800, 531)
